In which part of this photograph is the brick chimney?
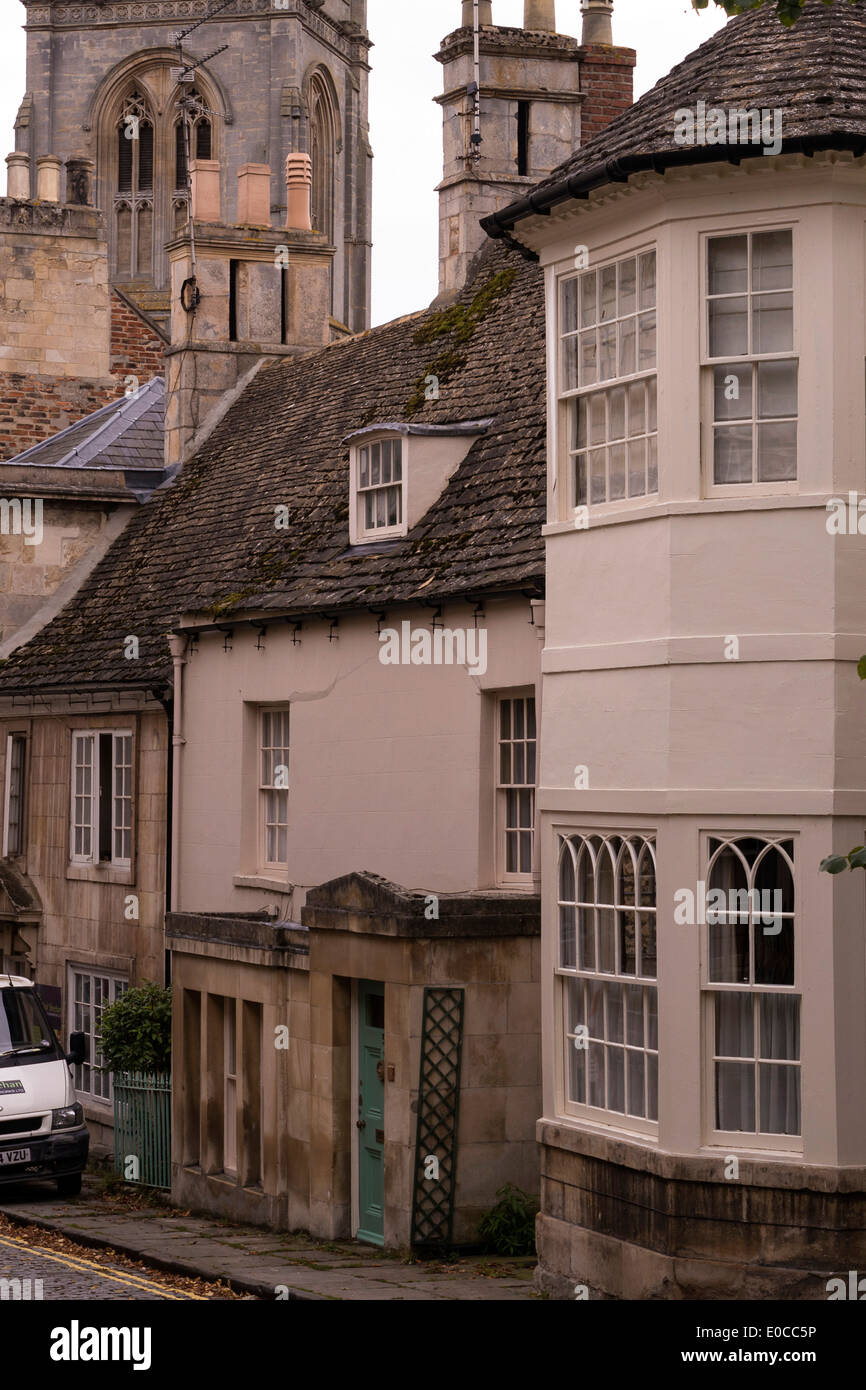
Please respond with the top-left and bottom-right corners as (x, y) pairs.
(578, 0), (635, 144)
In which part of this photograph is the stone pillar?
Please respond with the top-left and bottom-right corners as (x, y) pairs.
(65, 157), (94, 207)
(237, 163), (271, 226)
(525, 0), (555, 29)
(5, 152), (30, 200)
(581, 0), (614, 44)
(461, 1), (492, 25)
(36, 154), (62, 203)
(190, 159), (220, 221)
(285, 153), (312, 232)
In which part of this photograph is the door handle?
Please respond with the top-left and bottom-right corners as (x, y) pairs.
(356, 1119), (366, 1129)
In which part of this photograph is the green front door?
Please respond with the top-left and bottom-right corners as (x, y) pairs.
(356, 979), (385, 1246)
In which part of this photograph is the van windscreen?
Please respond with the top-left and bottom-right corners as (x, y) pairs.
(0, 987), (62, 1066)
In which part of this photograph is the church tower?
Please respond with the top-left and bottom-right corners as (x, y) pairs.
(435, 0), (634, 296)
(13, 0), (372, 333)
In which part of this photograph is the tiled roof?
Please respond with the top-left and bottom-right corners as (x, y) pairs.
(484, 0), (866, 235)
(4, 378), (166, 483)
(0, 241), (546, 695)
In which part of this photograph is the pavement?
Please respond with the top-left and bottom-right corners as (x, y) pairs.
(0, 1177), (541, 1301)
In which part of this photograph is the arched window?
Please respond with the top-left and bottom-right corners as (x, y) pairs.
(114, 90), (154, 280)
(175, 91), (212, 192)
(309, 74), (336, 241)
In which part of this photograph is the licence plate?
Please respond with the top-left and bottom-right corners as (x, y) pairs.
(0, 1149), (31, 1165)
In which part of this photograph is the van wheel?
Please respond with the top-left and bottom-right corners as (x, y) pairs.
(57, 1173), (82, 1197)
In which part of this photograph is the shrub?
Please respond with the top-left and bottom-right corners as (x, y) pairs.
(98, 982), (171, 1074)
(477, 1184), (538, 1257)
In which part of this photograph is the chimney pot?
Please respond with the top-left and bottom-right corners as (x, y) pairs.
(36, 154), (62, 203)
(237, 162), (271, 226)
(524, 0), (555, 30)
(5, 151), (30, 200)
(461, 2), (492, 26)
(581, 0), (614, 45)
(285, 153), (313, 232)
(190, 159), (221, 221)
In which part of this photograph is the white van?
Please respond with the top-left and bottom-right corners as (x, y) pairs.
(0, 975), (88, 1196)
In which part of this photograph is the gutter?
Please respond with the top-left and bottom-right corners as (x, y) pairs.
(481, 133), (866, 238)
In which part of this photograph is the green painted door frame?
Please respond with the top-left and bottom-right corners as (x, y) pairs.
(356, 979), (385, 1246)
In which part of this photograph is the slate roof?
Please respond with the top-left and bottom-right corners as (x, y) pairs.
(484, 0), (866, 235)
(2, 378), (167, 499)
(0, 241), (546, 695)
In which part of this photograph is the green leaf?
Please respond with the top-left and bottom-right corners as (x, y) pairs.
(857, 655), (866, 681)
(819, 855), (850, 874)
(848, 848), (866, 870)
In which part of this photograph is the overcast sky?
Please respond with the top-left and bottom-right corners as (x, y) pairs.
(0, 0), (728, 325)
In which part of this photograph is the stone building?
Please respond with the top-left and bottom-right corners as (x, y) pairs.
(484, 0), (866, 1298)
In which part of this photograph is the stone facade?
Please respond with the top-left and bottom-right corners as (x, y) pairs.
(0, 699), (169, 1149)
(17, 0), (372, 331)
(168, 877), (541, 1244)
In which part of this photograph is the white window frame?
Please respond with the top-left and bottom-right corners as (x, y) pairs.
(68, 965), (129, 1104)
(555, 830), (658, 1137)
(495, 692), (537, 886)
(69, 730), (133, 868)
(701, 225), (799, 498)
(3, 733), (27, 858)
(258, 707), (290, 872)
(700, 832), (801, 1152)
(558, 247), (658, 517)
(350, 434), (407, 544)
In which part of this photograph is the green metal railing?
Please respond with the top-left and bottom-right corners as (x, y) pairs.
(112, 1071), (171, 1190)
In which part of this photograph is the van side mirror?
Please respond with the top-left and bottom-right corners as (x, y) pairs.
(66, 1032), (86, 1067)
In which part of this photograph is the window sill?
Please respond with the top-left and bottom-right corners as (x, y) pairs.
(66, 863), (133, 886)
(232, 873), (293, 894)
(544, 490), (824, 535)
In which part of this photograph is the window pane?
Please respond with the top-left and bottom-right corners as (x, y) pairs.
(752, 292), (793, 354)
(755, 918), (795, 986)
(579, 330), (597, 386)
(588, 1041), (605, 1108)
(608, 385), (626, 441)
(627, 381), (646, 436)
(587, 981), (604, 1037)
(627, 439), (646, 498)
(605, 982), (623, 1042)
(638, 312), (656, 370)
(715, 991), (754, 1056)
(709, 919), (750, 982)
(759, 1062), (800, 1135)
(579, 906), (595, 971)
(757, 421), (797, 482)
(609, 443), (626, 500)
(646, 987), (658, 1049)
(619, 910), (636, 974)
(370, 444), (380, 485)
(751, 230), (792, 292)
(708, 235), (748, 295)
(579, 271), (597, 328)
(590, 449), (606, 504)
(607, 1045), (625, 1112)
(562, 335), (579, 392)
(625, 983), (644, 1046)
(626, 1049), (645, 1117)
(393, 440), (402, 480)
(759, 993), (799, 1060)
(618, 257), (636, 317)
(716, 1060), (755, 1131)
(714, 363), (752, 420)
(599, 322), (617, 381)
(618, 316), (636, 377)
(647, 376), (657, 434)
(714, 425), (753, 485)
(639, 252), (656, 309)
(598, 907), (615, 973)
(560, 904), (576, 968)
(589, 392), (606, 446)
(561, 277), (578, 334)
(600, 265), (617, 321)
(647, 435), (658, 494)
(709, 296), (748, 357)
(647, 1052), (658, 1121)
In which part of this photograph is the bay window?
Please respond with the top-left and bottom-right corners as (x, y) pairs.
(560, 251), (658, 510)
(557, 832), (658, 1130)
(705, 229), (797, 487)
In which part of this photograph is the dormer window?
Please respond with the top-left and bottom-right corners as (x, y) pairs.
(357, 437), (404, 538)
(345, 420), (492, 547)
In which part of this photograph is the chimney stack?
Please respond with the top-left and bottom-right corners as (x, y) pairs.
(524, 0), (555, 30)
(285, 154), (313, 232)
(581, 0), (614, 44)
(461, 1), (492, 25)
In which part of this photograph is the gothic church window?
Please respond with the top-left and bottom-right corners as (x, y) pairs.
(309, 75), (336, 240)
(114, 91), (154, 280)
